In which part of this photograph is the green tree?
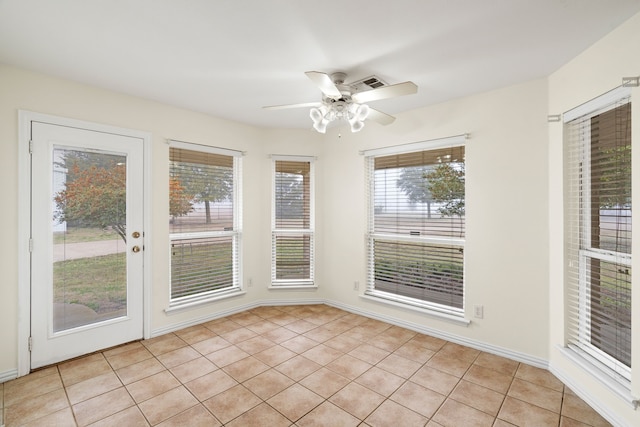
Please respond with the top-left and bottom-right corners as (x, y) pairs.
(397, 166), (434, 217)
(172, 163), (233, 224)
(54, 164), (128, 242)
(55, 150), (122, 182)
(596, 145), (631, 209)
(275, 172), (304, 219)
(425, 162), (465, 217)
(169, 177), (194, 220)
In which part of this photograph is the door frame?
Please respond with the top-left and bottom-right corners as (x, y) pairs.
(17, 111), (153, 377)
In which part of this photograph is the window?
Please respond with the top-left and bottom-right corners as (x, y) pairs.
(565, 87), (632, 384)
(169, 141), (242, 306)
(271, 156), (315, 287)
(364, 137), (466, 318)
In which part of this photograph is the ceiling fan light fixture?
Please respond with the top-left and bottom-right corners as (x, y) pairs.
(325, 108), (337, 122)
(348, 103), (370, 123)
(310, 106), (329, 133)
(309, 107), (324, 123)
(350, 119), (365, 133)
(313, 119), (328, 133)
(267, 71), (416, 131)
(347, 103), (369, 133)
(310, 102), (371, 134)
(355, 103), (370, 121)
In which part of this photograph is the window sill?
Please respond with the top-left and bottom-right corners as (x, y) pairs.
(269, 283), (318, 290)
(362, 292), (470, 326)
(165, 289), (245, 315)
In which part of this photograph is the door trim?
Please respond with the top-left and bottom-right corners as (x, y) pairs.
(18, 111), (152, 376)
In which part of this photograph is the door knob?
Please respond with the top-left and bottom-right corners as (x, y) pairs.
(132, 231), (141, 239)
(132, 245), (141, 253)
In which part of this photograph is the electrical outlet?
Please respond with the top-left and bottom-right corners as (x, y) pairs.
(354, 281), (359, 290)
(474, 305), (484, 319)
(247, 278), (253, 287)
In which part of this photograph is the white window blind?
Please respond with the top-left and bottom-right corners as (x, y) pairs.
(272, 157), (314, 287)
(169, 144), (242, 303)
(565, 88), (632, 384)
(365, 141), (465, 316)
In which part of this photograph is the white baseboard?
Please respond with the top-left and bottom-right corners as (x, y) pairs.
(0, 368), (18, 383)
(151, 297), (546, 368)
(150, 298), (325, 338)
(5, 297), (547, 384)
(550, 367), (626, 427)
(5, 297), (546, 384)
(325, 299), (548, 369)
(549, 347), (636, 427)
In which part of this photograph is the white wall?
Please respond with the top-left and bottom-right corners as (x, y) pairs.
(0, 64), (324, 376)
(0, 63), (551, 380)
(320, 78), (550, 361)
(548, 12), (640, 427)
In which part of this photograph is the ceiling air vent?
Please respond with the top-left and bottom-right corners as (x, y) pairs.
(362, 77), (384, 88)
(351, 75), (388, 93)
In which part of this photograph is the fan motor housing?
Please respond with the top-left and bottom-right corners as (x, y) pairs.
(330, 72), (347, 84)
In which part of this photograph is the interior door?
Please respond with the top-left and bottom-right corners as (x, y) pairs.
(30, 121), (144, 368)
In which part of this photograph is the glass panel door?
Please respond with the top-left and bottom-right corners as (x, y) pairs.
(31, 121), (144, 368)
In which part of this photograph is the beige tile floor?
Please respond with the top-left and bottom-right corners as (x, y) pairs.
(1, 304), (613, 426)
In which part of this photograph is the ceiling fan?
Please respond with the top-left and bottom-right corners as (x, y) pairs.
(263, 71), (418, 133)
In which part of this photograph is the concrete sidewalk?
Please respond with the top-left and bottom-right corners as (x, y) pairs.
(53, 239), (126, 262)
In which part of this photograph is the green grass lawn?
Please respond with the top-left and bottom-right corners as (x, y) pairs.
(53, 252), (126, 313)
(171, 239), (234, 299)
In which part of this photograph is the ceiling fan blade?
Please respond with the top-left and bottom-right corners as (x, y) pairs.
(263, 101), (321, 110)
(352, 81), (417, 103)
(367, 108), (396, 125)
(305, 71), (342, 99)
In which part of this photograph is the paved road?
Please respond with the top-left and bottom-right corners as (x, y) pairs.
(53, 239), (126, 262)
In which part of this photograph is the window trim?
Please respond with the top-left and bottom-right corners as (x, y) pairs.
(360, 134), (468, 157)
(167, 140), (244, 310)
(168, 139), (245, 158)
(270, 154), (316, 288)
(563, 86), (633, 387)
(363, 135), (468, 320)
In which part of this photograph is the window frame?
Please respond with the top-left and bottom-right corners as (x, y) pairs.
(363, 135), (468, 322)
(167, 140), (243, 311)
(564, 86), (632, 386)
(270, 155), (316, 288)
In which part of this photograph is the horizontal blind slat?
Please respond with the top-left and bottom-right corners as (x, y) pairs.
(565, 96), (631, 377)
(367, 144), (465, 310)
(169, 145), (239, 301)
(272, 159), (314, 284)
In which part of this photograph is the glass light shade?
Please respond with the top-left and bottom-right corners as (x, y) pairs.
(348, 104), (370, 125)
(356, 104), (370, 121)
(310, 107), (323, 123)
(313, 119), (328, 133)
(311, 103), (369, 133)
(350, 120), (365, 132)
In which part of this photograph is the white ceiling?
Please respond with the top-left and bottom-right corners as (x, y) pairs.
(1, 0), (639, 130)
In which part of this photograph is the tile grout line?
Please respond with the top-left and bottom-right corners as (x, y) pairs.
(494, 361), (521, 426)
(2, 305), (610, 427)
(58, 366), (80, 427)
